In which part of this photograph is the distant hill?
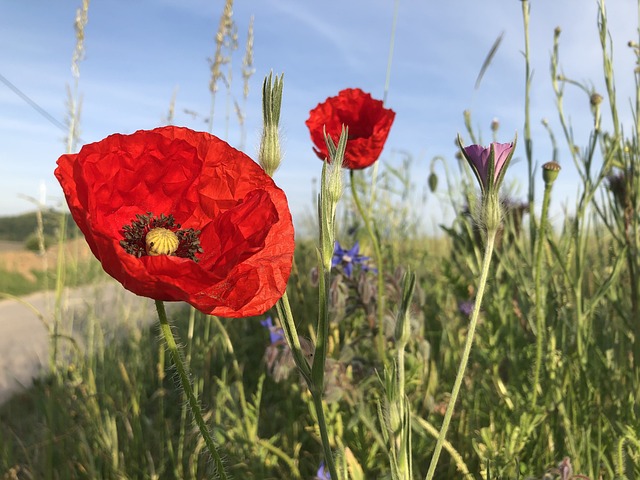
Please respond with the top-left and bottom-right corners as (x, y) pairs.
(0, 210), (79, 242)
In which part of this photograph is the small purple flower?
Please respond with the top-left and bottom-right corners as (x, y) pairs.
(332, 241), (377, 277)
(458, 300), (474, 317)
(557, 457), (573, 480)
(316, 461), (331, 480)
(260, 316), (284, 344)
(458, 135), (515, 194)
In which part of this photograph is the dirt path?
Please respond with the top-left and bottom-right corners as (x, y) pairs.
(0, 281), (166, 405)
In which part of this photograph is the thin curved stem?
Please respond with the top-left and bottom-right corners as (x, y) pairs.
(521, 0), (536, 247)
(155, 300), (228, 480)
(412, 416), (472, 478)
(425, 231), (497, 480)
(350, 169), (386, 364)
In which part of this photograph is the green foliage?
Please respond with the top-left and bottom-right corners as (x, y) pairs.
(0, 256), (104, 296)
(0, 210), (77, 242)
(0, 267), (38, 296)
(23, 232), (56, 252)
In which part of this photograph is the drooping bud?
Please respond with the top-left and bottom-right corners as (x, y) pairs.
(542, 161), (561, 186)
(428, 172), (438, 193)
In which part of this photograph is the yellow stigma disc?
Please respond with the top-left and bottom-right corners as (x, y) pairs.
(146, 228), (179, 256)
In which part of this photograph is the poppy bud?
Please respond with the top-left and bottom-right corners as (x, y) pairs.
(428, 172), (438, 193)
(590, 93), (603, 107)
(542, 161), (561, 186)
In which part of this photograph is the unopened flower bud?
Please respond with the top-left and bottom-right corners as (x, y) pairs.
(491, 118), (500, 133)
(324, 127), (346, 204)
(389, 401), (402, 433)
(319, 126), (347, 270)
(259, 72), (284, 176)
(590, 93), (603, 107)
(428, 172), (438, 192)
(542, 161), (561, 186)
(327, 162), (343, 204)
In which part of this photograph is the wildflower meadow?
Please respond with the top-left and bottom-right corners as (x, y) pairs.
(1, 1), (639, 479)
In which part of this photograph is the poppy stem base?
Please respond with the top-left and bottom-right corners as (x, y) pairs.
(155, 300), (228, 480)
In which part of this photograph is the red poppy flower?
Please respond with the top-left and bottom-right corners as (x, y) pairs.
(55, 126), (294, 318)
(305, 88), (395, 169)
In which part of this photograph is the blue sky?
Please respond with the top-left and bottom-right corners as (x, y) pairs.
(0, 0), (636, 232)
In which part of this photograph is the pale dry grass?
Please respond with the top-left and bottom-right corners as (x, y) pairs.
(0, 237), (91, 281)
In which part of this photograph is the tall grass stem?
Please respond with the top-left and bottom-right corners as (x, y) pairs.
(382, 0), (400, 105)
(521, 0), (536, 245)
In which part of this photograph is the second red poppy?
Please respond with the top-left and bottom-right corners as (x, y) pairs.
(306, 88), (395, 170)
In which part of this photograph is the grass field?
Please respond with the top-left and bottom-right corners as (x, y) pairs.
(1, 0), (640, 479)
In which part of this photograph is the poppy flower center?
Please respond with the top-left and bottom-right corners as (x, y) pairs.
(146, 228), (179, 256)
(120, 212), (203, 262)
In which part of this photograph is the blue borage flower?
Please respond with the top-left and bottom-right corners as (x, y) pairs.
(260, 316), (284, 344)
(316, 461), (331, 480)
(331, 241), (377, 277)
(458, 300), (474, 317)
